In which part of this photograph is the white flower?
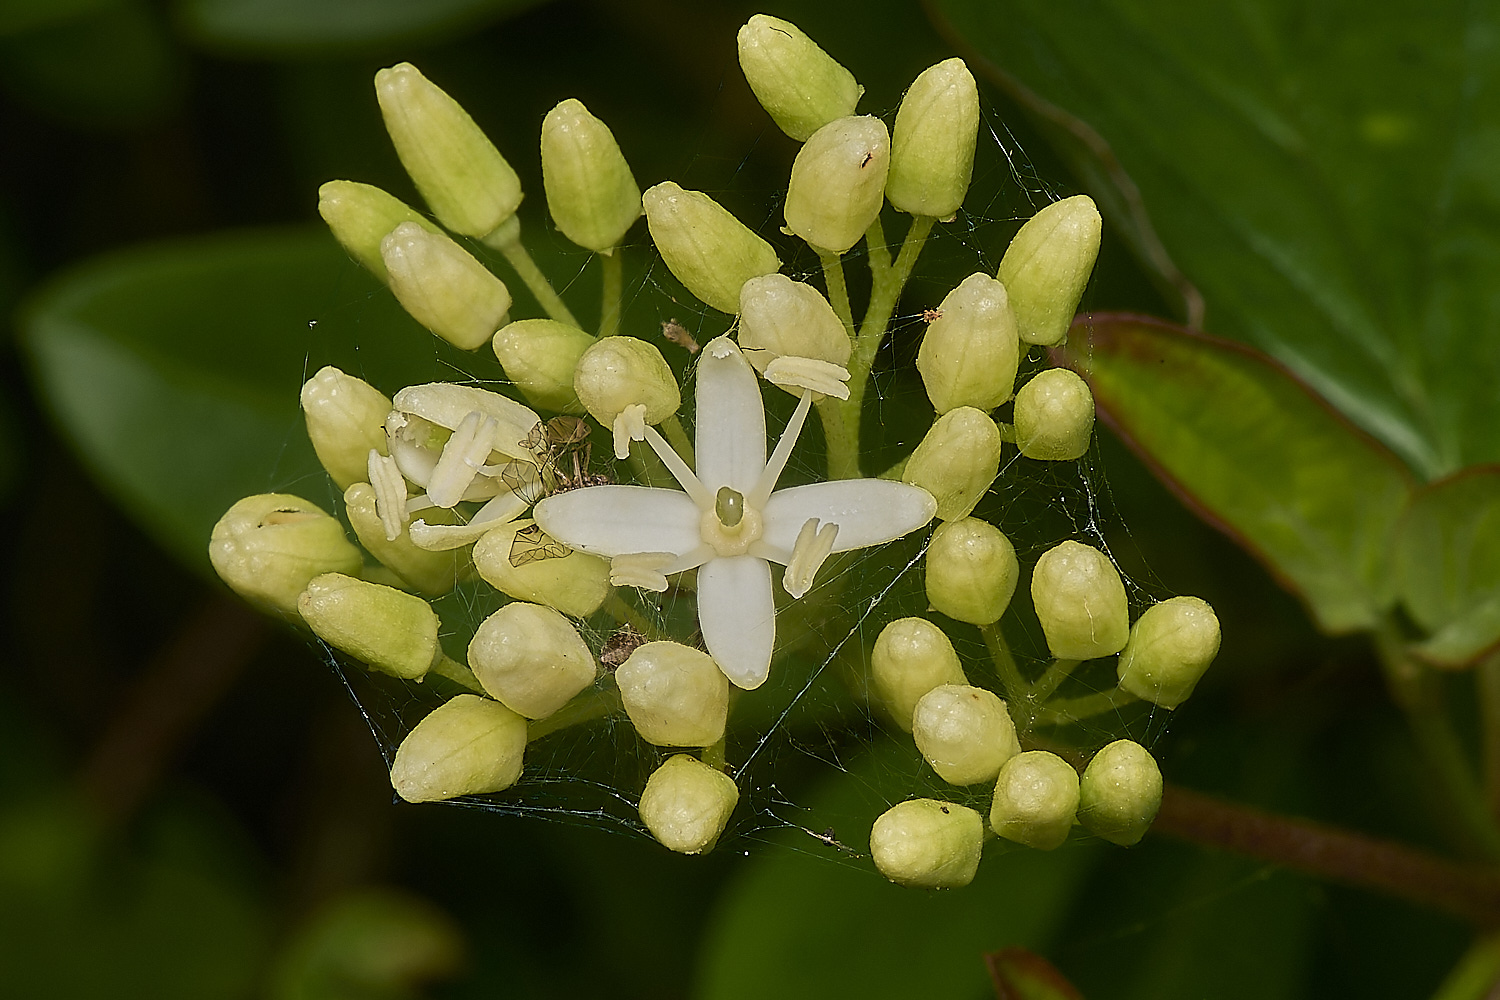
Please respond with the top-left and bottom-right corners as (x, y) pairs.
(535, 336), (936, 690)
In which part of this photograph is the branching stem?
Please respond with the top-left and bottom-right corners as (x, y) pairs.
(599, 250), (622, 338)
(484, 230), (582, 328)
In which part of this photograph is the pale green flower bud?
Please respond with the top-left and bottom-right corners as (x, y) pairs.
(375, 62), (522, 239)
(468, 602), (597, 719)
(736, 14), (861, 142)
(209, 494), (363, 614)
(901, 407), (1003, 521)
(870, 799), (983, 889)
(344, 483), (460, 597)
(300, 366), (392, 489)
(389, 694), (527, 802)
(871, 617), (967, 731)
(990, 750), (1080, 850)
(380, 223), (512, 351)
(886, 59), (979, 219)
(925, 517), (1018, 625)
(997, 195), (1102, 346)
(574, 336), (681, 458)
(784, 116), (889, 254)
(471, 522), (611, 618)
(916, 273), (1019, 413)
(541, 99), (641, 253)
(913, 684), (1020, 786)
(639, 754), (739, 854)
(1031, 541), (1130, 660)
(1116, 596), (1221, 708)
(738, 274), (852, 372)
(492, 318), (593, 414)
(298, 573), (440, 680)
(643, 182), (780, 313)
(317, 180), (440, 282)
(1078, 739), (1162, 846)
(616, 641), (729, 747)
(1014, 368), (1094, 461)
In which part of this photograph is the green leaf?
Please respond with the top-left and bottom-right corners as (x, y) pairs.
(987, 948), (1084, 1000)
(175, 0), (544, 53)
(1395, 467), (1500, 666)
(1066, 314), (1412, 634)
(932, 0), (1500, 479)
(695, 738), (1099, 1000)
(20, 228), (478, 572)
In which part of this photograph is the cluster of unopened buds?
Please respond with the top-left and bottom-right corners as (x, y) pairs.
(208, 14), (1221, 887)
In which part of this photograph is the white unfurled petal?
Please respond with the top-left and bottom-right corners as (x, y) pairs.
(763, 356), (851, 400)
(535, 485), (702, 559)
(782, 518), (839, 598)
(386, 413), (439, 486)
(367, 449), (410, 541)
(393, 383), (541, 460)
(762, 480), (937, 555)
(427, 412), (497, 508)
(697, 554), (775, 690)
(613, 402), (648, 460)
(609, 552), (675, 591)
(409, 492), (529, 551)
(695, 336), (765, 494)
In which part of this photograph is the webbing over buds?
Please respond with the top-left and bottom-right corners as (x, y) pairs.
(784, 115), (889, 254)
(643, 182), (780, 314)
(925, 517), (1018, 625)
(871, 617), (968, 731)
(1031, 540), (1130, 660)
(468, 602), (597, 719)
(736, 14), (862, 142)
(886, 58), (979, 220)
(1078, 739), (1162, 846)
(1116, 596), (1221, 708)
(298, 573), (440, 680)
(916, 273), (1019, 414)
(902, 407), (1003, 521)
(1014, 368), (1094, 461)
(541, 99), (642, 253)
(638, 754), (739, 854)
(997, 195), (1102, 347)
(390, 695), (527, 803)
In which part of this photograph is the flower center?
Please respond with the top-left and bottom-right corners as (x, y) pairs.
(701, 486), (763, 556)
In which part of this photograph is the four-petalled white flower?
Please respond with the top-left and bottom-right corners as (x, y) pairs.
(535, 336), (936, 690)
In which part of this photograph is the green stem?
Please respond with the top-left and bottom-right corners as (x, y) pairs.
(1028, 659), (1081, 703)
(429, 653), (484, 694)
(1377, 622), (1500, 861)
(819, 250), (855, 338)
(981, 621), (1029, 706)
(701, 738), (726, 771)
(603, 592), (665, 641)
(830, 215), (934, 480)
(1031, 687), (1137, 728)
(483, 229), (581, 328)
(864, 214), (891, 278)
(661, 414), (696, 468)
(598, 250), (622, 338)
(527, 687), (619, 741)
(815, 396), (859, 480)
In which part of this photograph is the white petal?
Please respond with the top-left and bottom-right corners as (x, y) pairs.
(534, 485), (701, 559)
(698, 555), (775, 690)
(695, 336), (766, 494)
(393, 383), (541, 460)
(763, 480), (937, 555)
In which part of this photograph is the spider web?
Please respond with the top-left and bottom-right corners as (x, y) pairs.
(285, 95), (1180, 865)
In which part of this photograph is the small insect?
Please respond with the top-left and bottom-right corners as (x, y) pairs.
(599, 625), (648, 669)
(801, 824), (857, 855)
(860, 151), (874, 168)
(922, 307), (944, 324)
(660, 318), (701, 354)
(508, 522), (572, 567)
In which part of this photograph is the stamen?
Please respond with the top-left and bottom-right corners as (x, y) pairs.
(715, 486), (745, 527)
(409, 492), (528, 551)
(643, 425), (712, 508)
(783, 517), (840, 598)
(612, 403), (648, 460)
(428, 412), (499, 508)
(749, 390), (814, 509)
(764, 356), (851, 400)
(368, 450), (410, 542)
(609, 551), (675, 592)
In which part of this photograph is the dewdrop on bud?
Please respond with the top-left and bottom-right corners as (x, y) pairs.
(375, 63), (523, 239)
(381, 223), (512, 351)
(871, 618), (967, 731)
(886, 58), (979, 220)
(616, 641), (729, 747)
(643, 182), (780, 313)
(926, 518), (1018, 625)
(912, 685), (1021, 786)
(736, 14), (861, 142)
(737, 274), (852, 392)
(492, 319), (593, 414)
(1078, 740), (1162, 846)
(298, 573), (440, 680)
(210, 494), (363, 614)
(784, 116), (889, 254)
(573, 336), (681, 459)
(990, 751), (1080, 850)
(390, 695), (527, 803)
(902, 407), (1003, 521)
(639, 755), (739, 854)
(1117, 596), (1221, 708)
(1031, 541), (1130, 660)
(472, 522), (611, 618)
(870, 799), (983, 889)
(344, 483), (460, 597)
(541, 99), (641, 253)
(300, 367), (392, 489)
(998, 195), (1102, 347)
(468, 602), (597, 719)
(916, 273), (1020, 413)
(1014, 369), (1094, 461)
(317, 180), (439, 282)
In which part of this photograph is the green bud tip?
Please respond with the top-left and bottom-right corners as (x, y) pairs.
(616, 641), (729, 747)
(472, 524), (612, 620)
(639, 755), (739, 854)
(643, 181), (780, 314)
(997, 194), (1102, 347)
(468, 602), (598, 719)
(1014, 368), (1094, 461)
(381, 222), (512, 351)
(390, 694), (527, 802)
(901, 406), (1004, 521)
(1030, 540), (1130, 660)
(298, 572), (442, 680)
(736, 14), (862, 141)
(784, 115), (890, 254)
(317, 180), (438, 282)
(925, 517), (1019, 626)
(541, 98), (642, 253)
(1078, 739), (1162, 846)
(492, 318), (593, 414)
(916, 272), (1020, 414)
(886, 58), (980, 220)
(871, 617), (968, 731)
(870, 799), (984, 889)
(990, 750), (1080, 850)
(912, 684), (1021, 786)
(300, 366), (392, 490)
(209, 494), (363, 614)
(1116, 596), (1221, 708)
